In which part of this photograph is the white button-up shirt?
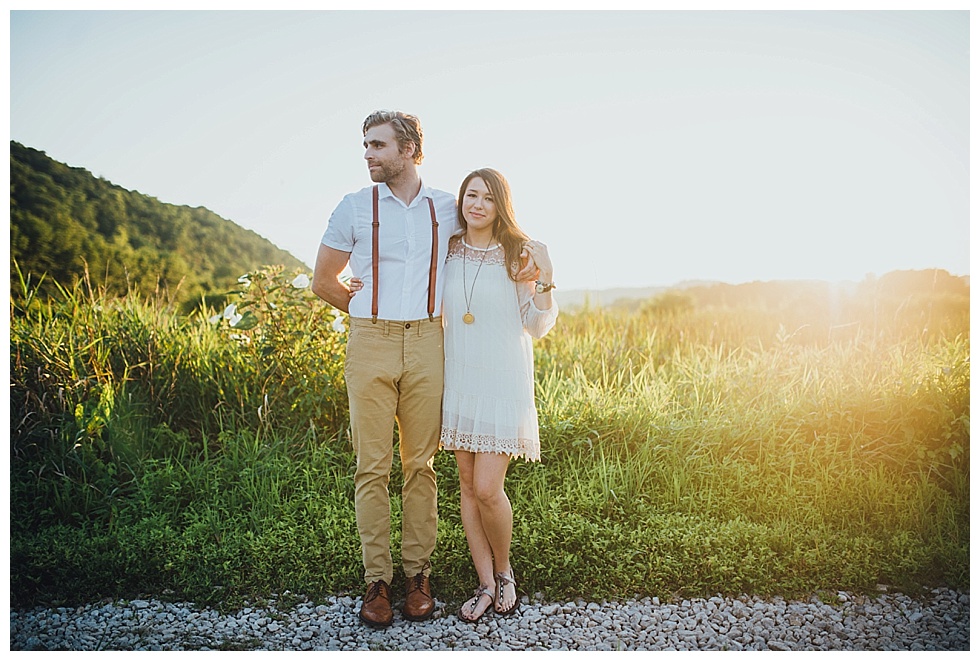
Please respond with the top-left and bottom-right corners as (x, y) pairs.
(322, 182), (459, 320)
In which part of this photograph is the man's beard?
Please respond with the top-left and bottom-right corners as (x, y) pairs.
(369, 159), (405, 183)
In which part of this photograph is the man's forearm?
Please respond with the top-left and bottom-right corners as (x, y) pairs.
(312, 244), (354, 313)
(312, 278), (351, 313)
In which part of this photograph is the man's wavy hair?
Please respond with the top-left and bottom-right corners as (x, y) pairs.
(362, 110), (424, 165)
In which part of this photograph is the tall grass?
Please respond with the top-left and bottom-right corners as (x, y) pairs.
(9, 270), (969, 608)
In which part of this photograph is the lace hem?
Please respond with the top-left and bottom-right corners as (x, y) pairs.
(440, 427), (540, 462)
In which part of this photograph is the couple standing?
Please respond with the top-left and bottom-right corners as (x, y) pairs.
(311, 110), (558, 628)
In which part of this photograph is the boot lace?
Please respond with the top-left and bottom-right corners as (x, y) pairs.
(409, 572), (430, 596)
(365, 580), (388, 603)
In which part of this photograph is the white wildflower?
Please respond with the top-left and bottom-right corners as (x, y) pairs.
(229, 312), (244, 327)
(291, 273), (311, 289)
(223, 303), (238, 320)
(332, 315), (346, 333)
(208, 314), (221, 325)
(229, 333), (251, 344)
(238, 274), (252, 288)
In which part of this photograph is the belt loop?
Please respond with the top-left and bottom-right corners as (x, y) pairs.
(382, 320), (390, 337)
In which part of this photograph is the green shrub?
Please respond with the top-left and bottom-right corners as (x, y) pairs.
(8, 269), (969, 608)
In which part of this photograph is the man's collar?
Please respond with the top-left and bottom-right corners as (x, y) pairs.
(377, 181), (432, 206)
(417, 181), (435, 201)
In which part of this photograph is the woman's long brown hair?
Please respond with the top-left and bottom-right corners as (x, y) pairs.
(456, 168), (529, 282)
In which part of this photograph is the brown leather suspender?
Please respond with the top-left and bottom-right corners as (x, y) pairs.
(372, 185), (380, 322)
(371, 185), (439, 323)
(426, 198), (439, 321)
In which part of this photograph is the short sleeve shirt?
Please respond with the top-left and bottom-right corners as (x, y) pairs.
(321, 182), (459, 320)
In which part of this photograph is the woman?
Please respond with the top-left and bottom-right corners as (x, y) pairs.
(440, 168), (557, 622)
(351, 168), (557, 622)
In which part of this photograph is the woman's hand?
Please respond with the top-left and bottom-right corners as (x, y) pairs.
(515, 250), (540, 282)
(348, 277), (364, 297)
(522, 240), (553, 284)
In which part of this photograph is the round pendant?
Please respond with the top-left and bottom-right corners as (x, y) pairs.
(463, 312), (475, 324)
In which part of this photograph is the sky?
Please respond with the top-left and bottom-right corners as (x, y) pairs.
(7, 7), (971, 292)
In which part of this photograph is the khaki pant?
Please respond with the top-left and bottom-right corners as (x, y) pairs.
(344, 316), (444, 585)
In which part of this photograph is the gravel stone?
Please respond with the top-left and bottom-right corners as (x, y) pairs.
(9, 588), (968, 651)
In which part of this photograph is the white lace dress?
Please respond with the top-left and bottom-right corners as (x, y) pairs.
(439, 237), (558, 461)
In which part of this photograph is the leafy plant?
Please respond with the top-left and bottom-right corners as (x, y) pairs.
(8, 268), (970, 608)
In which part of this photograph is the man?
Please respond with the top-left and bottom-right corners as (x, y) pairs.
(312, 110), (457, 628)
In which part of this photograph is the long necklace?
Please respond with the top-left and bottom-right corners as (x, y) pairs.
(461, 236), (495, 324)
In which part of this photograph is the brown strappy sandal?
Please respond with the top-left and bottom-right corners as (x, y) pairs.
(493, 568), (519, 616)
(458, 585), (495, 623)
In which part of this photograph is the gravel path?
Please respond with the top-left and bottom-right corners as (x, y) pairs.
(10, 587), (969, 651)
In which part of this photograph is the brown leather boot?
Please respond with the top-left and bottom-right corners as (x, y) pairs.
(402, 572), (435, 621)
(358, 580), (393, 628)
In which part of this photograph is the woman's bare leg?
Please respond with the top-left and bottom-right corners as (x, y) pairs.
(471, 452), (516, 612)
(455, 451), (495, 592)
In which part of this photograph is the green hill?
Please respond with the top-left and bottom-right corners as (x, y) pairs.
(9, 141), (306, 311)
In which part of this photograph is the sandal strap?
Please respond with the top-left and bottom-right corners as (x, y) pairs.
(493, 569), (519, 615)
(473, 585), (495, 600)
(494, 570), (516, 586)
(463, 585), (494, 609)
(460, 586), (494, 621)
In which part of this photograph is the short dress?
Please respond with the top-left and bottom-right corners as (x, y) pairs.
(439, 236), (559, 461)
